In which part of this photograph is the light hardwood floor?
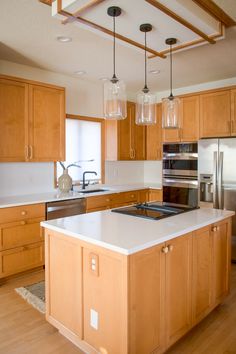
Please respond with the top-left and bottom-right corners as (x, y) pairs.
(0, 265), (236, 354)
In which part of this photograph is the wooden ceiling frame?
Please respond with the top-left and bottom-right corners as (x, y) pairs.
(55, 0), (166, 58)
(145, 0), (216, 44)
(192, 0), (236, 27)
(62, 0), (105, 25)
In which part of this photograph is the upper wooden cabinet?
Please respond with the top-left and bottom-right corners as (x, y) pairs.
(163, 95), (200, 143)
(199, 90), (231, 138)
(106, 101), (146, 161)
(0, 75), (65, 162)
(145, 103), (162, 160)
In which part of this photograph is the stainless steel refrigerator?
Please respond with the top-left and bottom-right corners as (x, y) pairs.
(198, 138), (236, 262)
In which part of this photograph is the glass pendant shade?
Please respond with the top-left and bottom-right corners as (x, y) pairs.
(136, 90), (156, 125)
(104, 79), (127, 120)
(162, 96), (181, 129)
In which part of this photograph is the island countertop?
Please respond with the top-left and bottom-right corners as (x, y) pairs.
(41, 208), (235, 255)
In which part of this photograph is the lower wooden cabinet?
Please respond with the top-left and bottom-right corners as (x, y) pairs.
(44, 218), (231, 354)
(148, 189), (163, 202)
(0, 203), (45, 279)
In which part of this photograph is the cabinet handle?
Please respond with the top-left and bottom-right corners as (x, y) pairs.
(130, 149), (133, 159)
(131, 194), (134, 198)
(211, 226), (219, 232)
(29, 145), (33, 159)
(133, 149), (136, 159)
(106, 198), (110, 202)
(231, 120), (234, 133)
(21, 210), (27, 216)
(168, 244), (174, 252)
(25, 145), (29, 160)
(20, 221), (26, 225)
(161, 246), (169, 254)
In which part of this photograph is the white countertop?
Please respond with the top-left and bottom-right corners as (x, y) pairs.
(41, 208), (235, 255)
(0, 183), (162, 208)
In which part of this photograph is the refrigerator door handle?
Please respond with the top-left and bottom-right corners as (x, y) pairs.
(213, 151), (218, 208)
(218, 151), (224, 209)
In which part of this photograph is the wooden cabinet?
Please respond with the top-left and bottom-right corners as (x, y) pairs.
(192, 226), (213, 325)
(231, 89), (236, 136)
(165, 233), (192, 347)
(148, 189), (163, 202)
(163, 96), (199, 143)
(0, 203), (45, 278)
(200, 90), (231, 138)
(0, 78), (28, 161)
(106, 101), (146, 161)
(0, 75), (65, 162)
(145, 103), (162, 160)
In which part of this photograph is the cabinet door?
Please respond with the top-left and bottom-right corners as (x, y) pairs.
(200, 90), (231, 138)
(133, 106), (146, 160)
(28, 84), (65, 161)
(83, 247), (128, 354)
(192, 226), (213, 325)
(146, 103), (162, 160)
(0, 78), (28, 161)
(148, 189), (163, 202)
(165, 233), (192, 348)
(181, 96), (199, 142)
(118, 102), (133, 160)
(129, 244), (165, 354)
(231, 89), (236, 136)
(211, 219), (231, 306)
(0, 241), (44, 278)
(162, 127), (180, 143)
(45, 231), (82, 337)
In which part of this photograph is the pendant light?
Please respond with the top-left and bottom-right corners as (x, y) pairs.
(104, 6), (127, 120)
(162, 38), (181, 129)
(136, 24), (156, 125)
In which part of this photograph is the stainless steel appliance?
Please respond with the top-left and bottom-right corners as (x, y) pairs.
(200, 174), (213, 203)
(162, 143), (198, 207)
(112, 202), (197, 220)
(198, 138), (236, 261)
(46, 198), (86, 220)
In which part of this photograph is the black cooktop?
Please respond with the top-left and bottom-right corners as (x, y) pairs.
(111, 202), (198, 220)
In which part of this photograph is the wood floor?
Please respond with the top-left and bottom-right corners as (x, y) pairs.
(1, 265), (236, 354)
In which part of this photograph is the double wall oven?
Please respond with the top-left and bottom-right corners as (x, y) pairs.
(162, 143), (198, 207)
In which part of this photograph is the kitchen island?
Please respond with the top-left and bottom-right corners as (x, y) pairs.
(41, 208), (234, 354)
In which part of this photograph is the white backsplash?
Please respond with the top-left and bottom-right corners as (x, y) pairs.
(105, 161), (162, 185)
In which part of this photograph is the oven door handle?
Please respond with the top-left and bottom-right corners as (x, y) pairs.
(163, 179), (198, 189)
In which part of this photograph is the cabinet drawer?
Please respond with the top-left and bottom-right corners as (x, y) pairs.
(0, 203), (45, 224)
(86, 194), (114, 210)
(116, 191), (138, 204)
(0, 217), (44, 251)
(0, 241), (44, 278)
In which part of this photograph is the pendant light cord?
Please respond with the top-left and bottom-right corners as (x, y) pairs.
(170, 43), (173, 98)
(143, 30), (149, 93)
(112, 15), (117, 82)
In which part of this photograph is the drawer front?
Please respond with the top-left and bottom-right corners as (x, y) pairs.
(86, 194), (114, 210)
(116, 191), (139, 204)
(0, 217), (44, 251)
(0, 203), (45, 224)
(0, 241), (44, 278)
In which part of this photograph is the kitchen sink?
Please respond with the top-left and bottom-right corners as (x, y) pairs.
(78, 189), (109, 194)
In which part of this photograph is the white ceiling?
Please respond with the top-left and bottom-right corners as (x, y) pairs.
(0, 0), (236, 93)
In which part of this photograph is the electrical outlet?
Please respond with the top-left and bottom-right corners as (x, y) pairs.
(90, 309), (98, 330)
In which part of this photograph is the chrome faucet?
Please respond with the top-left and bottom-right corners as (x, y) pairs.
(82, 171), (97, 189)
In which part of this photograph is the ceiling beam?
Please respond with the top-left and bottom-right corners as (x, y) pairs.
(57, 5), (166, 58)
(39, 0), (52, 5)
(62, 0), (105, 25)
(145, 0), (216, 44)
(192, 0), (236, 27)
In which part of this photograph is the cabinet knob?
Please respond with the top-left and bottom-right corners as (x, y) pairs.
(161, 246), (169, 254)
(168, 244), (174, 252)
(131, 194), (134, 198)
(21, 210), (27, 216)
(211, 226), (219, 232)
(20, 220), (26, 225)
(106, 198), (110, 202)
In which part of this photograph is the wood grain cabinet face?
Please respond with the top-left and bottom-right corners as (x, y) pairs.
(0, 76), (65, 162)
(146, 104), (162, 160)
(200, 90), (231, 138)
(231, 89), (236, 136)
(165, 233), (192, 347)
(29, 85), (65, 161)
(0, 78), (28, 162)
(192, 226), (213, 325)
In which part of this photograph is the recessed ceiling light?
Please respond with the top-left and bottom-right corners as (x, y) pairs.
(149, 69), (161, 75)
(74, 70), (86, 75)
(99, 77), (109, 81)
(56, 36), (72, 43)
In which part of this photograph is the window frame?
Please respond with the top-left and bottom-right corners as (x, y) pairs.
(54, 114), (105, 187)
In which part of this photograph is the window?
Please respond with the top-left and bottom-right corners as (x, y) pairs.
(56, 115), (105, 185)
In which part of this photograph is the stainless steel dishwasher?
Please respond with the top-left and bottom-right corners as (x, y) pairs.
(46, 198), (86, 220)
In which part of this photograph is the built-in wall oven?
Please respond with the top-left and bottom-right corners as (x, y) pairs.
(162, 143), (198, 207)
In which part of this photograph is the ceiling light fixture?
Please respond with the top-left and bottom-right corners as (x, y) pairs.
(103, 6), (127, 120)
(162, 38), (181, 129)
(74, 70), (86, 75)
(136, 24), (156, 126)
(56, 36), (72, 43)
(149, 69), (160, 75)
